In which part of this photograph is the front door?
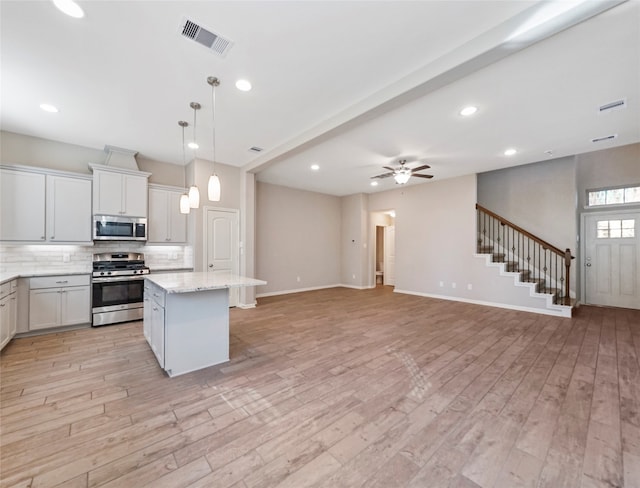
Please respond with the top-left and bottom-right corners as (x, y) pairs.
(205, 208), (239, 307)
(584, 211), (639, 309)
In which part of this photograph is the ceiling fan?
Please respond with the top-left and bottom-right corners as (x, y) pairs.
(371, 159), (433, 185)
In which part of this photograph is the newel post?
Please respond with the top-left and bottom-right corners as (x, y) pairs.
(564, 248), (572, 306)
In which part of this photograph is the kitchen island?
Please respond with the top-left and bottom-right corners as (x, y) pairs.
(144, 272), (266, 377)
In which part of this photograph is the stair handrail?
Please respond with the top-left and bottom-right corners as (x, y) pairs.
(476, 203), (574, 306)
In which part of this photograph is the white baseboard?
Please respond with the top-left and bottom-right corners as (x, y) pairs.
(256, 284), (342, 298)
(339, 284), (376, 290)
(256, 283), (379, 298)
(393, 289), (572, 318)
(237, 302), (257, 309)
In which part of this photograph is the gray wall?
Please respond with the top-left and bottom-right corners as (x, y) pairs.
(1, 130), (184, 186)
(576, 143), (640, 211)
(340, 193), (368, 287)
(369, 174), (478, 297)
(477, 156), (578, 250)
(255, 182), (341, 295)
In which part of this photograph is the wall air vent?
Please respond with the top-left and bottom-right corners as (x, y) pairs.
(591, 134), (618, 143)
(179, 17), (233, 57)
(598, 98), (626, 113)
(249, 146), (264, 153)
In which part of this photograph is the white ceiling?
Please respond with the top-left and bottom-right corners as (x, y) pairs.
(2, 1), (638, 196)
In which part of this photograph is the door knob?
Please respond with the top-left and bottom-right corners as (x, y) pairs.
(586, 263), (592, 267)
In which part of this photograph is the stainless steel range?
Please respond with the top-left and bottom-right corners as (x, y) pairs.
(92, 252), (150, 326)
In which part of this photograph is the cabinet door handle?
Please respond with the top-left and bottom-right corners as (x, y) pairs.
(41, 236), (45, 240)
(153, 307), (158, 311)
(51, 236), (55, 239)
(0, 303), (5, 308)
(209, 264), (213, 268)
(55, 280), (68, 284)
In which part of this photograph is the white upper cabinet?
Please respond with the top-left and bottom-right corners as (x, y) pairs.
(0, 168), (46, 241)
(47, 175), (92, 242)
(91, 165), (150, 217)
(1, 167), (92, 243)
(148, 186), (188, 243)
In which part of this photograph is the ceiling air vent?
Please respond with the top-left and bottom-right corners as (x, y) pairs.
(179, 17), (233, 57)
(591, 134), (618, 143)
(598, 98), (626, 113)
(249, 146), (263, 153)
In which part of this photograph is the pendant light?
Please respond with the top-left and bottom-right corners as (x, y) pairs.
(178, 121), (190, 214)
(188, 102), (201, 208)
(207, 76), (221, 202)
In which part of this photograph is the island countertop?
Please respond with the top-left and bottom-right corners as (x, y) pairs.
(146, 271), (266, 294)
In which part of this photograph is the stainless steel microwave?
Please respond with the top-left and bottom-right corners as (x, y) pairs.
(93, 215), (147, 241)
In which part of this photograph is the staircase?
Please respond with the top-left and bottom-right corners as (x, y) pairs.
(475, 204), (575, 317)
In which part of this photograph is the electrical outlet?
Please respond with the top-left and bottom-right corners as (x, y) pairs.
(296, 276), (301, 282)
(452, 282), (457, 289)
(352, 274), (356, 280)
(467, 284), (473, 290)
(439, 281), (444, 288)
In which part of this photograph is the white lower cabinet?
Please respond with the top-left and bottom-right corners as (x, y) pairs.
(143, 284), (151, 343)
(144, 281), (165, 366)
(143, 277), (230, 377)
(150, 300), (165, 366)
(29, 275), (90, 330)
(0, 280), (18, 351)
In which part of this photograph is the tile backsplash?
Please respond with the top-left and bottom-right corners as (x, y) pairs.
(0, 242), (193, 273)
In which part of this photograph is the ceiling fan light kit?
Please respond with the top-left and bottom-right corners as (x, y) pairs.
(371, 159), (433, 185)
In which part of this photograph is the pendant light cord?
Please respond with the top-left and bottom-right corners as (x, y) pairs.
(211, 81), (216, 173)
(192, 106), (197, 159)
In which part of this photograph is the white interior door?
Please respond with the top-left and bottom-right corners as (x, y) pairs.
(584, 211), (639, 309)
(205, 209), (239, 307)
(384, 225), (396, 286)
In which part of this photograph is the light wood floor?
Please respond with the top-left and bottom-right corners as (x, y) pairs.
(1, 286), (639, 488)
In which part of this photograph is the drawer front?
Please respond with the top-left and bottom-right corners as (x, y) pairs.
(30, 274), (90, 289)
(147, 281), (166, 308)
(0, 282), (10, 299)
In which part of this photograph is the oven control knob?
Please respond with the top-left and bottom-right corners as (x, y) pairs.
(100, 272), (104, 276)
(133, 270), (138, 274)
(107, 271), (112, 275)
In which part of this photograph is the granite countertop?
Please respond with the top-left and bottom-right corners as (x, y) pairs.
(145, 272), (266, 294)
(0, 268), (91, 285)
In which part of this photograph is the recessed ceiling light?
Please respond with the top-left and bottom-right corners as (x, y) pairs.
(52, 0), (85, 18)
(459, 106), (478, 116)
(188, 142), (199, 149)
(310, 164), (320, 171)
(40, 103), (59, 113)
(504, 148), (517, 156)
(370, 181), (378, 187)
(235, 79), (252, 92)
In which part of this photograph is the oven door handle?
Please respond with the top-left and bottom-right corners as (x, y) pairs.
(92, 276), (147, 283)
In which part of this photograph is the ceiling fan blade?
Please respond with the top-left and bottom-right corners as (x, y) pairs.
(383, 166), (397, 172)
(410, 164), (431, 172)
(371, 172), (394, 179)
(411, 174), (434, 179)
